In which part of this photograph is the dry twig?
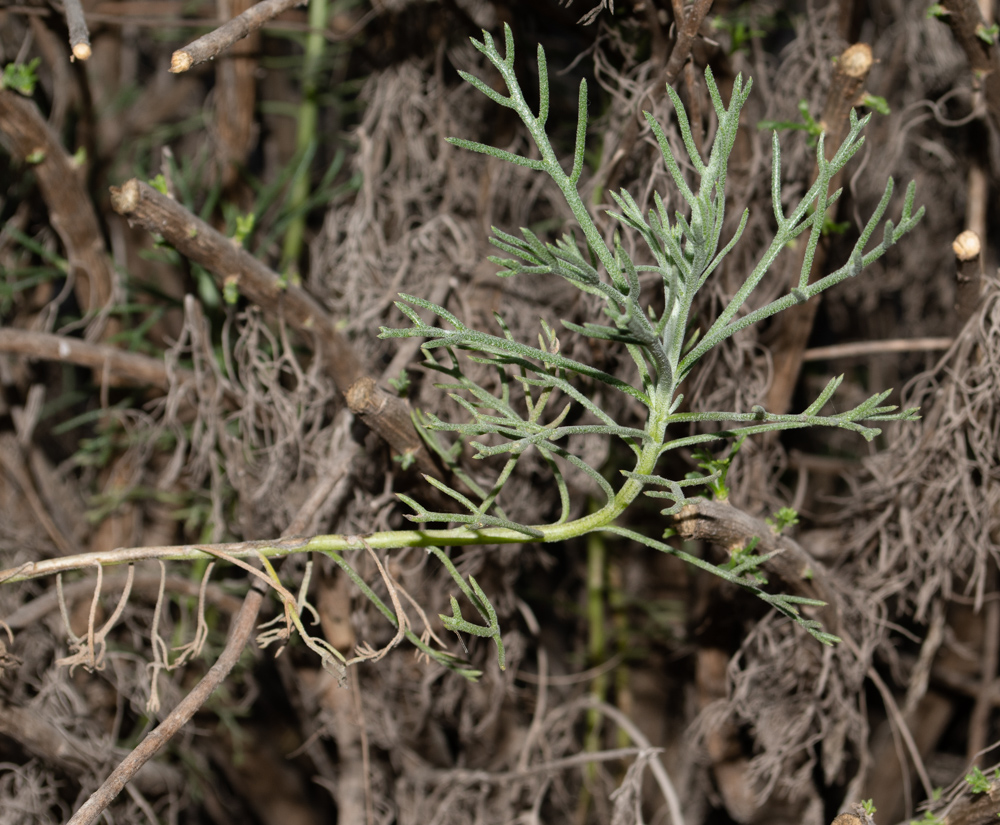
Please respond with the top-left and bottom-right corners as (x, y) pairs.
(939, 0), (1000, 138)
(62, 0), (92, 60)
(65, 581), (266, 825)
(171, 0), (304, 73)
(0, 327), (184, 389)
(664, 0), (714, 85)
(954, 229), (984, 325)
(108, 178), (437, 474)
(0, 90), (114, 316)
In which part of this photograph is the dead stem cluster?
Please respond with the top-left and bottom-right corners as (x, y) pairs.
(2, 0), (1000, 823)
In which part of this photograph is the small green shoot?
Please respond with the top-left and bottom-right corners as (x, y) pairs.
(223, 275), (240, 305)
(1, 58), (41, 96)
(388, 370), (411, 397)
(977, 23), (1000, 44)
(232, 213), (255, 247)
(687, 437), (745, 501)
(149, 174), (169, 195)
(758, 100), (823, 147)
(861, 93), (891, 115)
(965, 765), (998, 794)
(766, 507), (800, 533)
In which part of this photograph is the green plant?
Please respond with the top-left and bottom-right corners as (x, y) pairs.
(977, 23), (1000, 44)
(965, 765), (999, 794)
(381, 24), (920, 649)
(3, 26), (924, 673)
(1, 58), (41, 96)
(767, 507), (800, 533)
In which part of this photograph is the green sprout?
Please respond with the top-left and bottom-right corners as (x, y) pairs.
(1, 58), (41, 96)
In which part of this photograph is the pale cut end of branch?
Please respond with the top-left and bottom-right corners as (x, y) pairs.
(170, 51), (194, 74)
(64, 0), (91, 62)
(840, 43), (873, 79)
(109, 179), (141, 214)
(953, 229), (981, 260)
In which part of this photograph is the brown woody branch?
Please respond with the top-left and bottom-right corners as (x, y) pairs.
(63, 0), (92, 60)
(764, 43), (873, 415)
(0, 327), (183, 389)
(0, 90), (113, 314)
(953, 230), (984, 325)
(664, 0), (714, 85)
(170, 0), (304, 73)
(940, 0), (1000, 138)
(942, 785), (1000, 825)
(108, 178), (436, 474)
(668, 497), (841, 633)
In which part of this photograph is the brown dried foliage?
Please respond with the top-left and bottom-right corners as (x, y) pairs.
(1, 0), (1000, 823)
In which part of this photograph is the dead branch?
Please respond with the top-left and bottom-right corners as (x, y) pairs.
(764, 43), (873, 415)
(62, 0), (92, 60)
(108, 178), (437, 474)
(667, 497), (841, 633)
(943, 782), (1000, 825)
(954, 230), (984, 325)
(170, 0), (304, 73)
(0, 89), (113, 315)
(802, 336), (954, 361)
(940, 0), (1000, 139)
(0, 327), (185, 389)
(664, 0), (714, 85)
(65, 581), (266, 825)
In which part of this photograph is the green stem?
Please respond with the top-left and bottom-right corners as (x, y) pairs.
(280, 0), (327, 271)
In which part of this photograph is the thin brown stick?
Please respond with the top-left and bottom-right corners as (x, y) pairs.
(864, 661), (936, 803)
(66, 582), (266, 825)
(108, 178), (437, 474)
(0, 433), (80, 556)
(764, 43), (873, 415)
(350, 674), (375, 825)
(802, 336), (955, 361)
(0, 327), (183, 389)
(0, 90), (113, 315)
(171, 0), (304, 73)
(954, 229), (984, 325)
(417, 746), (654, 783)
(940, 0), (1000, 139)
(62, 0), (92, 60)
(5, 3), (376, 37)
(664, 0), (714, 85)
(968, 568), (1000, 762)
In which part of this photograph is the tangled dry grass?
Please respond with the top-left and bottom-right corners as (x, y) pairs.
(2, 0), (1000, 823)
